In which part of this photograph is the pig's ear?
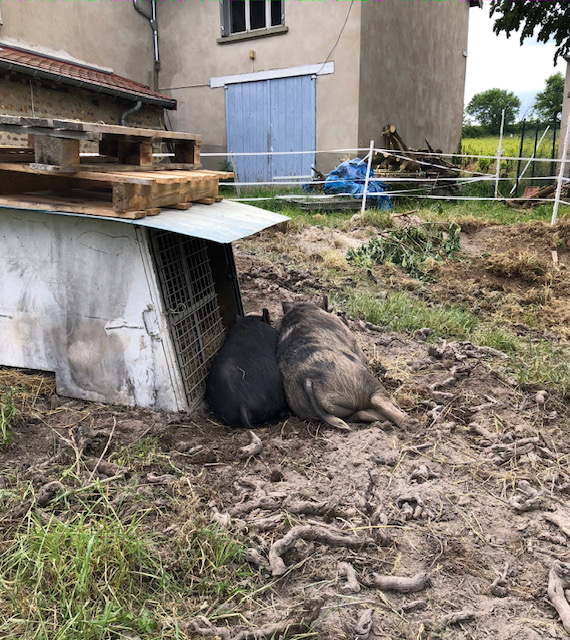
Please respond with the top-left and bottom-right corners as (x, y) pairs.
(262, 308), (270, 324)
(282, 301), (294, 314)
(321, 295), (329, 311)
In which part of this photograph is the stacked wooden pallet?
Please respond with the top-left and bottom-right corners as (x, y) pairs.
(0, 116), (231, 219)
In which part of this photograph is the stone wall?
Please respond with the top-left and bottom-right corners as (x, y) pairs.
(0, 74), (165, 148)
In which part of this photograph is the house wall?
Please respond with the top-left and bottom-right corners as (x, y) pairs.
(0, 74), (164, 148)
(358, 2), (470, 154)
(0, 2), (155, 87)
(157, 2), (362, 172)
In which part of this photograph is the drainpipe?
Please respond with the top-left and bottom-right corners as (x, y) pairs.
(120, 100), (142, 126)
(134, 0), (160, 91)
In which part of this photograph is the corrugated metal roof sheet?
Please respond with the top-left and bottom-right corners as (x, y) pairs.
(0, 200), (289, 244)
(0, 45), (176, 109)
(132, 201), (289, 243)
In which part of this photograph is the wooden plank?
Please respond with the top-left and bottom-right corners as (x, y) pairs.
(0, 193), (147, 219)
(112, 182), (152, 212)
(171, 202), (193, 210)
(0, 169), (74, 195)
(0, 163), (155, 185)
(0, 122), (100, 141)
(32, 161), (201, 173)
(34, 136), (80, 168)
(0, 115), (202, 143)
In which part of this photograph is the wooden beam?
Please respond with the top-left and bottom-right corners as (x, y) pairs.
(34, 136), (80, 168)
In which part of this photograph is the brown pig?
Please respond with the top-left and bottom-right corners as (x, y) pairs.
(277, 301), (411, 429)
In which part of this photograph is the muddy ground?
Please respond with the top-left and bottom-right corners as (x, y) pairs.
(2, 215), (570, 639)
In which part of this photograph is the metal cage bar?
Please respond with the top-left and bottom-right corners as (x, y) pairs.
(148, 230), (225, 406)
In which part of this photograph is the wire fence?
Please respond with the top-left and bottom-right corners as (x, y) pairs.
(198, 142), (570, 217)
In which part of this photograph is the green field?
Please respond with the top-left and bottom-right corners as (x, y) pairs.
(461, 132), (559, 161)
(461, 132), (560, 195)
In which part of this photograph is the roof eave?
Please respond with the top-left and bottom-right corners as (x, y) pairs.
(0, 60), (177, 110)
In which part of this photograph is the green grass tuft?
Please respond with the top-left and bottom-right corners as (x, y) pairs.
(0, 507), (170, 639)
(0, 387), (17, 446)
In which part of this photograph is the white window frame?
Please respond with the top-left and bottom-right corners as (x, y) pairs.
(220, 0), (284, 38)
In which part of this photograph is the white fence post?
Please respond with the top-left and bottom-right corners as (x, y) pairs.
(361, 139), (374, 215)
(495, 109), (505, 198)
(552, 114), (570, 226)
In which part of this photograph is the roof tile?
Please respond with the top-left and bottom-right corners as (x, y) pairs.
(0, 45), (176, 109)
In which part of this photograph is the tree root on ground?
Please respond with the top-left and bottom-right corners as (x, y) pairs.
(229, 496), (282, 517)
(363, 572), (430, 593)
(354, 609), (374, 640)
(269, 525), (374, 576)
(186, 597), (323, 640)
(338, 561), (361, 593)
(545, 512), (570, 539)
(284, 499), (336, 515)
(238, 431), (263, 459)
(482, 437), (538, 465)
(438, 609), (476, 628)
(490, 562), (509, 597)
(548, 561), (570, 633)
(429, 365), (474, 392)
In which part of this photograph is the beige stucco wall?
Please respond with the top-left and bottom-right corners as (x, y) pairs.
(358, 2), (469, 154)
(157, 2), (362, 171)
(0, 2), (155, 87)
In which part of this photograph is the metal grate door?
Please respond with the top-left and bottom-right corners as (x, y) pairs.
(148, 230), (225, 407)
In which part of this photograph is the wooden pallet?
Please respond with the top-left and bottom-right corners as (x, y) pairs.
(0, 163), (228, 219)
(0, 115), (202, 172)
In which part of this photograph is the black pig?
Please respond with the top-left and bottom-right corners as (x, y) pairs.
(277, 301), (411, 429)
(206, 309), (286, 428)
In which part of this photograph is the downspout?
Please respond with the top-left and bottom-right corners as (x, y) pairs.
(133, 0), (160, 91)
(120, 100), (142, 126)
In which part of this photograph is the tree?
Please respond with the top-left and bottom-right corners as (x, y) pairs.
(490, 1), (570, 63)
(465, 89), (521, 133)
(533, 72), (565, 122)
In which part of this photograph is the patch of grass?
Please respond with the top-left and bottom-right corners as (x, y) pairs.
(340, 290), (479, 337)
(0, 506), (172, 639)
(110, 435), (175, 473)
(484, 250), (553, 283)
(185, 525), (255, 598)
(513, 339), (570, 397)
(350, 208), (393, 230)
(0, 482), (263, 640)
(336, 290), (570, 397)
(0, 387), (17, 446)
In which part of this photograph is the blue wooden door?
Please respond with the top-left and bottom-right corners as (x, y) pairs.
(226, 75), (315, 183)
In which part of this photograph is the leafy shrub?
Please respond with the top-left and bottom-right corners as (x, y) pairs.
(346, 222), (461, 281)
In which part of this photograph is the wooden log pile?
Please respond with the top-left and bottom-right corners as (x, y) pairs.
(374, 124), (460, 196)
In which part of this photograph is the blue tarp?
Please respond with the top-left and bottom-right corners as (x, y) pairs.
(305, 158), (391, 210)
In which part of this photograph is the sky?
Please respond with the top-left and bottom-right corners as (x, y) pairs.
(464, 4), (565, 119)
